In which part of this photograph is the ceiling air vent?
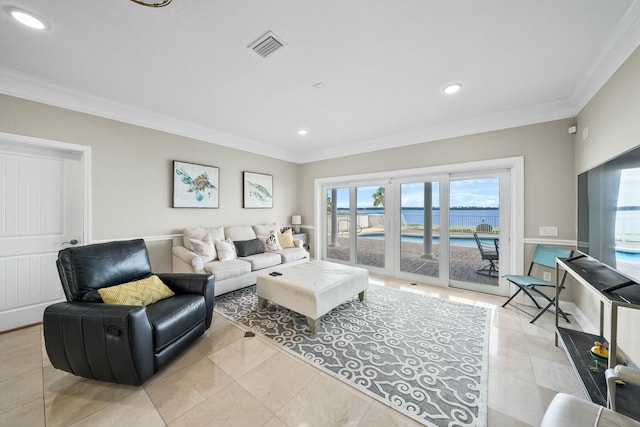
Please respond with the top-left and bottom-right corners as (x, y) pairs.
(248, 31), (286, 58)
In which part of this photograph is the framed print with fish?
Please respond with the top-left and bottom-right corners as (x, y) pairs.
(243, 171), (273, 208)
(173, 161), (219, 208)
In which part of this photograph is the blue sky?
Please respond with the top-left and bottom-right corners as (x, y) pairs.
(329, 178), (500, 208)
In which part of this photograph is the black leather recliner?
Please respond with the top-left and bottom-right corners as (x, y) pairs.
(43, 239), (215, 386)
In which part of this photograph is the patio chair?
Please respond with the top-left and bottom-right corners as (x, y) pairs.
(473, 232), (499, 277)
(502, 245), (573, 323)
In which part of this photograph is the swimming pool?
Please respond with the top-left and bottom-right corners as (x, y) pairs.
(360, 233), (640, 261)
(358, 233), (492, 248)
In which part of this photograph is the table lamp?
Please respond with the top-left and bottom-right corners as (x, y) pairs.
(291, 215), (301, 233)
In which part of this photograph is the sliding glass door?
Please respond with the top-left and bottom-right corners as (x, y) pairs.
(356, 185), (386, 269)
(397, 181), (442, 281)
(448, 171), (510, 295)
(320, 161), (517, 297)
(326, 187), (351, 263)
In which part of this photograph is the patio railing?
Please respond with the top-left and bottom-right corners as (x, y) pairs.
(329, 213), (500, 234)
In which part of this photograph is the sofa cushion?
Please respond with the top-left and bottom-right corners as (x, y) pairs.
(253, 223), (279, 236)
(97, 275), (175, 306)
(240, 252), (282, 271)
(225, 225), (257, 242)
(204, 258), (251, 280)
(189, 233), (217, 261)
(183, 227), (224, 251)
(234, 238), (265, 257)
(278, 229), (295, 248)
(215, 238), (237, 261)
(146, 294), (206, 352)
(275, 247), (309, 263)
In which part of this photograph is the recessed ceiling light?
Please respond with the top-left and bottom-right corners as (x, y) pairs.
(6, 7), (49, 30)
(297, 129), (309, 136)
(443, 83), (462, 95)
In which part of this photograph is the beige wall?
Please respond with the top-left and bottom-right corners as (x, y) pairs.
(575, 46), (640, 174)
(573, 45), (640, 364)
(0, 94), (300, 271)
(298, 119), (577, 249)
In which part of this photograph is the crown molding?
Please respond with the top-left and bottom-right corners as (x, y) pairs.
(0, 67), (296, 163)
(571, 0), (640, 112)
(294, 98), (577, 163)
(3, 0), (639, 167)
(0, 66), (579, 164)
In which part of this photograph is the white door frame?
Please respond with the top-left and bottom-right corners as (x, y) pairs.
(0, 132), (91, 330)
(313, 156), (524, 290)
(0, 132), (92, 243)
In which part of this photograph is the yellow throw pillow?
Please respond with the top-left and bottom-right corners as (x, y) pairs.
(278, 229), (295, 249)
(98, 275), (175, 306)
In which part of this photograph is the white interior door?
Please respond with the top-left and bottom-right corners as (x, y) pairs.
(0, 135), (89, 332)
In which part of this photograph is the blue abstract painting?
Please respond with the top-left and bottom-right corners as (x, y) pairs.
(173, 161), (219, 208)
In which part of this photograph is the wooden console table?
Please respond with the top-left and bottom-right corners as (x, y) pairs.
(555, 255), (640, 420)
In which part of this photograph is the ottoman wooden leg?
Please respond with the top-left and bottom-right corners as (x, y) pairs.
(306, 317), (318, 334)
(358, 290), (366, 301)
(258, 297), (267, 309)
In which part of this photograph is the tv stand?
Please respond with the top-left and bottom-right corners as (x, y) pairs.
(555, 256), (640, 420)
(603, 280), (637, 293)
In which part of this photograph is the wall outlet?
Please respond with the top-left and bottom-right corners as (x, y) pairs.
(543, 272), (552, 282)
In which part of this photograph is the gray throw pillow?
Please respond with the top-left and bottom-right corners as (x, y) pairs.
(234, 238), (265, 257)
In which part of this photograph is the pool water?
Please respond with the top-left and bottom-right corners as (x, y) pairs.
(360, 233), (640, 261)
(359, 233), (491, 248)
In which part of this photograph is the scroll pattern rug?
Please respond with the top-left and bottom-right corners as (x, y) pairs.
(214, 284), (490, 427)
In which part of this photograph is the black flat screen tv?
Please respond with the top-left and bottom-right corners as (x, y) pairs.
(577, 144), (640, 290)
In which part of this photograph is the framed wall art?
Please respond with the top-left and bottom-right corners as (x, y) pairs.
(173, 160), (219, 208)
(243, 171), (273, 208)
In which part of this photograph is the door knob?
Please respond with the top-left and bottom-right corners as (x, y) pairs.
(62, 239), (79, 246)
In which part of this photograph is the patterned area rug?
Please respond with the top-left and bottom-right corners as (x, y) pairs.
(214, 284), (490, 427)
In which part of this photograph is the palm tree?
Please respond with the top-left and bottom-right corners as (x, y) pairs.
(372, 186), (385, 207)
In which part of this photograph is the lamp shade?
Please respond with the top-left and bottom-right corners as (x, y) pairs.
(291, 215), (302, 225)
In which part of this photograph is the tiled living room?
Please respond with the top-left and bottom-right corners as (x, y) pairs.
(2, 275), (584, 427)
(2, 1), (640, 427)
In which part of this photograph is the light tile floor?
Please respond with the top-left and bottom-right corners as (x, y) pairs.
(0, 275), (586, 427)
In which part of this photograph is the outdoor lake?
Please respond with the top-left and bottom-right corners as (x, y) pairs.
(340, 208), (500, 228)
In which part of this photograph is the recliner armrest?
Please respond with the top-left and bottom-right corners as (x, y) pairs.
(43, 301), (154, 386)
(157, 273), (215, 328)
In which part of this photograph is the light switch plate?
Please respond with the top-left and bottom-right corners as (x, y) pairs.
(539, 226), (558, 237)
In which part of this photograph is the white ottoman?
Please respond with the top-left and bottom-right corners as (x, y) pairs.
(256, 260), (369, 333)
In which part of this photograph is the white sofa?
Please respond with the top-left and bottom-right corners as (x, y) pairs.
(172, 223), (310, 296)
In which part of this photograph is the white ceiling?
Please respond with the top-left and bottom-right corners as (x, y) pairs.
(1, 1), (640, 163)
